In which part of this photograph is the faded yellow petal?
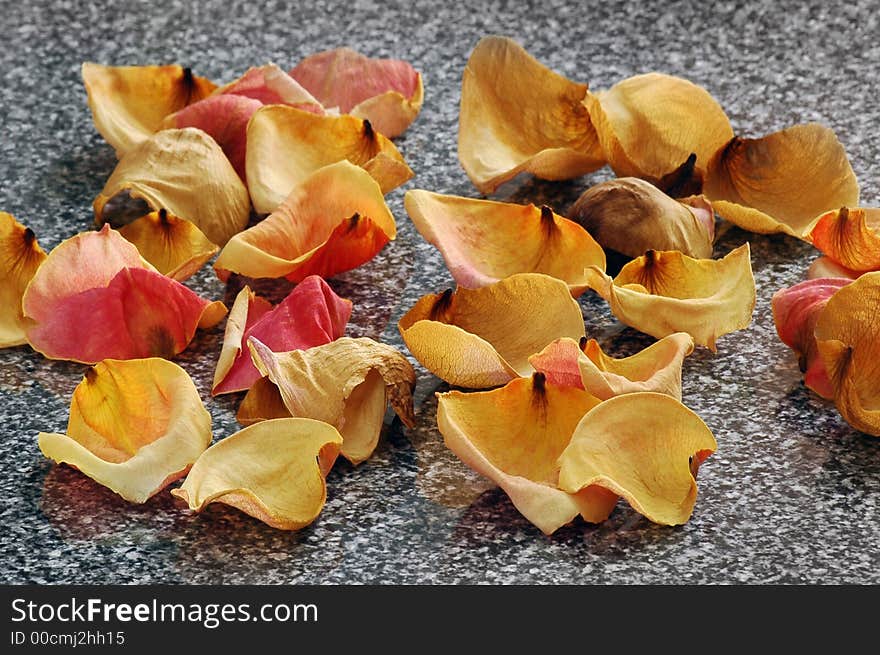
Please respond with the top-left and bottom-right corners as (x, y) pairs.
(398, 273), (586, 389)
(236, 377), (292, 425)
(171, 418), (343, 530)
(245, 337), (415, 465)
(437, 374), (617, 535)
(246, 104), (413, 214)
(585, 73), (733, 181)
(404, 189), (605, 295)
(808, 206), (880, 273)
(586, 244), (755, 351)
(0, 212), (47, 347)
(704, 123), (859, 237)
(118, 209), (218, 281)
(814, 271), (880, 436)
(82, 62), (216, 156)
(457, 36), (604, 195)
(558, 392), (717, 525)
(93, 127), (251, 247)
(37, 358), (212, 503)
(349, 73), (424, 139)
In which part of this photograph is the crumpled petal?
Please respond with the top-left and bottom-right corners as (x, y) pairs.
(437, 373), (617, 535)
(808, 206), (880, 273)
(214, 160), (396, 282)
(212, 276), (352, 395)
(457, 36), (604, 195)
(118, 209), (218, 281)
(37, 358), (212, 503)
(22, 225), (226, 363)
(807, 256), (861, 280)
(771, 277), (851, 399)
(704, 123), (859, 237)
(585, 244), (755, 351)
(93, 127), (251, 247)
(171, 418), (343, 529)
(584, 73), (733, 183)
(557, 392), (716, 525)
(567, 177), (714, 259)
(0, 212), (47, 347)
(82, 62), (215, 156)
(814, 271), (880, 436)
(246, 104), (413, 214)
(529, 332), (694, 401)
(404, 189), (605, 295)
(290, 48), (422, 138)
(398, 273), (586, 389)
(240, 337), (416, 465)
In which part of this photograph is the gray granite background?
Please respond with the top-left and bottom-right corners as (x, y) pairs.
(1, 0), (878, 584)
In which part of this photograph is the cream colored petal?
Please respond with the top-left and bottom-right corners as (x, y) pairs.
(0, 212), (47, 347)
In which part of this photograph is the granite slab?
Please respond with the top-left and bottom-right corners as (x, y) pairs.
(1, 0), (877, 584)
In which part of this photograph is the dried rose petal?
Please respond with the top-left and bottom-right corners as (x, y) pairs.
(0, 212), (47, 347)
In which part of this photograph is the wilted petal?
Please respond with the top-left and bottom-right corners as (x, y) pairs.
(212, 276), (352, 395)
(814, 272), (880, 436)
(244, 337), (415, 464)
(584, 73), (733, 182)
(290, 48), (422, 138)
(214, 160), (396, 282)
(529, 332), (694, 401)
(457, 36), (604, 195)
(0, 212), (47, 347)
(567, 177), (714, 259)
(808, 206), (880, 273)
(118, 209), (218, 281)
(558, 392), (717, 525)
(217, 63), (323, 112)
(404, 190), (605, 295)
(437, 374), (617, 535)
(93, 127), (251, 246)
(807, 256), (861, 280)
(38, 358), (212, 503)
(585, 244), (755, 351)
(398, 273), (586, 389)
(172, 418), (343, 529)
(704, 124), (859, 237)
(246, 104), (413, 214)
(82, 62), (215, 156)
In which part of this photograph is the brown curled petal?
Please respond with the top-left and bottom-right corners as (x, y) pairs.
(0, 212), (47, 347)
(704, 124), (859, 238)
(808, 206), (880, 273)
(171, 418), (343, 530)
(404, 190), (605, 295)
(82, 62), (215, 156)
(558, 392), (717, 525)
(437, 375), (616, 535)
(398, 274), (586, 389)
(814, 271), (880, 436)
(457, 36), (604, 195)
(245, 104), (413, 214)
(584, 73), (733, 181)
(93, 128), (251, 247)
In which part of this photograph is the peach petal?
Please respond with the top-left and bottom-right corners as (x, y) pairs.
(807, 256), (861, 281)
(808, 206), (880, 273)
(217, 63), (324, 112)
(0, 212), (47, 347)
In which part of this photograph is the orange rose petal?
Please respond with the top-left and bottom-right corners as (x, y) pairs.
(245, 104), (413, 214)
(558, 392), (717, 525)
(457, 36), (604, 195)
(93, 127), (251, 247)
(82, 62), (215, 156)
(438, 374), (618, 534)
(585, 244), (755, 351)
(38, 358), (212, 503)
(584, 73), (733, 181)
(704, 124), (859, 238)
(807, 256), (861, 281)
(172, 418), (343, 530)
(814, 271), (880, 436)
(245, 337), (416, 465)
(808, 206), (880, 273)
(118, 209), (218, 281)
(529, 332), (694, 401)
(290, 48), (422, 138)
(404, 190), (605, 295)
(214, 160), (396, 283)
(399, 273), (586, 388)
(0, 212), (47, 347)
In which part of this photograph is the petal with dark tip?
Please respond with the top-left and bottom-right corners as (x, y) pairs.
(808, 206), (880, 273)
(0, 212), (47, 347)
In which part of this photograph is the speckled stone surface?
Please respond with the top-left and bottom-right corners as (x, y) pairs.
(2, 0), (878, 584)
